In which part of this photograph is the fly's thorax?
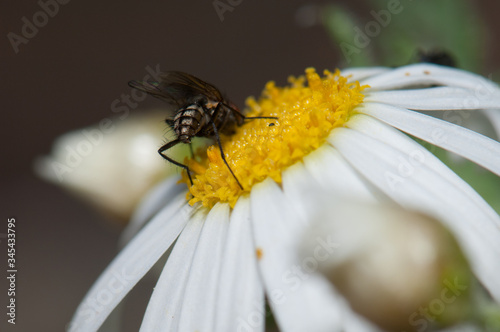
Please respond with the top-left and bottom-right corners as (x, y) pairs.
(204, 99), (219, 110)
(228, 101), (245, 126)
(205, 102), (238, 136)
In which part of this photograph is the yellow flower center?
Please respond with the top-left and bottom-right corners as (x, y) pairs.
(182, 68), (367, 208)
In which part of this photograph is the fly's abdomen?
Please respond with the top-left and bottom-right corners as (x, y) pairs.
(174, 105), (205, 143)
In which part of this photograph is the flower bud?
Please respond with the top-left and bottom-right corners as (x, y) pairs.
(301, 201), (475, 331)
(35, 111), (178, 223)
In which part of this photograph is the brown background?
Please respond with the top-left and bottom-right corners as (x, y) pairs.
(1, 0), (499, 331)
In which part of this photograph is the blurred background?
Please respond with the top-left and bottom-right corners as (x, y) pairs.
(1, 0), (500, 331)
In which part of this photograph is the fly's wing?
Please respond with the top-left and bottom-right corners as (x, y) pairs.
(127, 80), (181, 109)
(128, 71), (223, 108)
(164, 72), (245, 118)
(158, 71), (223, 102)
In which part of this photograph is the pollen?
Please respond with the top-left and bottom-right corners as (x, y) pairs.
(182, 68), (368, 208)
(256, 248), (263, 260)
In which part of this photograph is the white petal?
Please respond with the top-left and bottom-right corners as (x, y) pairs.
(120, 177), (185, 246)
(303, 145), (384, 202)
(282, 161), (323, 221)
(68, 194), (191, 332)
(340, 67), (390, 83)
(215, 197), (265, 332)
(329, 127), (500, 301)
(358, 103), (500, 177)
(139, 208), (206, 331)
(365, 87), (500, 110)
(250, 178), (343, 332)
(360, 63), (500, 93)
(177, 203), (230, 331)
(346, 113), (500, 223)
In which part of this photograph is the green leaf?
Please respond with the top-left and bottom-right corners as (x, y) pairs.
(322, 0), (487, 71)
(321, 4), (375, 67)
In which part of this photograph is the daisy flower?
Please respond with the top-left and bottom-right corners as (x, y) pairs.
(69, 63), (500, 331)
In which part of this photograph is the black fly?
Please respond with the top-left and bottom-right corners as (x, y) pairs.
(417, 50), (456, 68)
(128, 71), (277, 189)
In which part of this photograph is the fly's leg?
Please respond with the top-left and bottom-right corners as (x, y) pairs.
(210, 121), (243, 190)
(189, 143), (194, 159)
(209, 103), (244, 190)
(158, 139), (193, 186)
(222, 102), (278, 122)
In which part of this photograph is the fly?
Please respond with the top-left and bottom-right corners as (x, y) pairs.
(128, 71), (277, 189)
(417, 49), (456, 68)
